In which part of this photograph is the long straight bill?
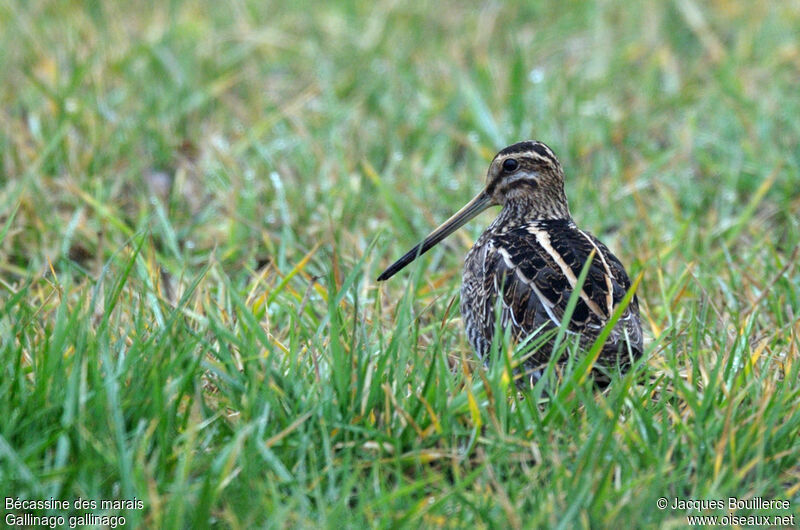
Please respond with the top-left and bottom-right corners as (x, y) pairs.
(377, 191), (492, 281)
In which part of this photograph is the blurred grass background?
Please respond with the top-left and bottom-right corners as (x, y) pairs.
(1, 0), (799, 527)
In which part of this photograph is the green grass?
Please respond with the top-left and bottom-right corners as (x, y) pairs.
(2, 0), (800, 527)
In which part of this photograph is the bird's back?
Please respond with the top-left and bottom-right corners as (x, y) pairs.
(461, 219), (642, 377)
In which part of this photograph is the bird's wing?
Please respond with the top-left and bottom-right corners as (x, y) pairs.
(489, 222), (641, 354)
(580, 231), (644, 355)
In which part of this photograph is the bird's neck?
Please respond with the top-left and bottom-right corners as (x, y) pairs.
(495, 196), (571, 226)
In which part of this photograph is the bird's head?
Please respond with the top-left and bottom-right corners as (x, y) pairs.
(484, 140), (570, 219)
(377, 140), (571, 281)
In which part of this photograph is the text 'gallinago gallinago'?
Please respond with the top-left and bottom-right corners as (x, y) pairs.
(378, 141), (643, 382)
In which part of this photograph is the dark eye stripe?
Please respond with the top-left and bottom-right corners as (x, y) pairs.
(499, 178), (538, 196)
(516, 179), (538, 190)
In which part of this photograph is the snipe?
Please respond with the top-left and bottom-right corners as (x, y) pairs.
(377, 141), (643, 382)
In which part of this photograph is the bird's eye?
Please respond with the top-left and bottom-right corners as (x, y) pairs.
(502, 158), (519, 172)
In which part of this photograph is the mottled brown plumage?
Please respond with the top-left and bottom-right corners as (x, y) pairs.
(378, 141), (643, 383)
